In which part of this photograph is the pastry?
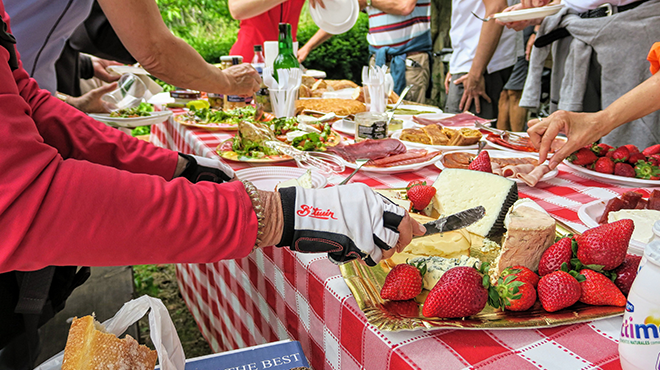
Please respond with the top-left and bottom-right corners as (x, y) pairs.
(295, 99), (366, 116)
(400, 128), (431, 145)
(422, 124), (450, 145)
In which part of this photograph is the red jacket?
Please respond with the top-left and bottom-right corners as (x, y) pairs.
(0, 3), (257, 273)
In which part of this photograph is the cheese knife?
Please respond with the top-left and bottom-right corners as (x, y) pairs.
(417, 206), (485, 237)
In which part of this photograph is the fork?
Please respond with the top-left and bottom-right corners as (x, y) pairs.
(471, 11), (492, 22)
(475, 122), (527, 144)
(339, 159), (368, 185)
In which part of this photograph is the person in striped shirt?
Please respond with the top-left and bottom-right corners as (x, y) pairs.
(298, 0), (432, 103)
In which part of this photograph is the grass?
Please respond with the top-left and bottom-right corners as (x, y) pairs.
(133, 264), (213, 358)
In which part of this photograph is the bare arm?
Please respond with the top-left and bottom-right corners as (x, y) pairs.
(228, 0), (287, 20)
(528, 71), (660, 168)
(456, 0), (508, 113)
(98, 0), (259, 96)
(367, 0), (417, 15)
(298, 29), (333, 62)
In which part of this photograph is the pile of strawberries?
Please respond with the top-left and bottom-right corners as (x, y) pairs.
(380, 219), (640, 318)
(568, 143), (660, 180)
(405, 180), (436, 212)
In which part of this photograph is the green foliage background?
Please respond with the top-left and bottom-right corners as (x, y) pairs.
(154, 0), (370, 82)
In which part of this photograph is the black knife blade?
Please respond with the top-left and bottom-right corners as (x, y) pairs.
(418, 206), (485, 237)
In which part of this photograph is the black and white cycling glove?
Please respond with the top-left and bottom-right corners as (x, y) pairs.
(178, 153), (235, 183)
(277, 183), (405, 266)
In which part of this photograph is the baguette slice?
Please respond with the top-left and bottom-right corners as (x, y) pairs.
(62, 316), (158, 370)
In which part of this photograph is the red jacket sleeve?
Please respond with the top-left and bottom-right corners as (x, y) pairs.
(0, 6), (258, 273)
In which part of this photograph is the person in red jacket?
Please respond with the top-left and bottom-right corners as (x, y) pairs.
(0, 3), (424, 367)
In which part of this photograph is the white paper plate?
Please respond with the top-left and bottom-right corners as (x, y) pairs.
(309, 0), (359, 34)
(577, 199), (646, 255)
(391, 104), (443, 121)
(235, 167), (327, 191)
(563, 161), (660, 188)
(435, 150), (558, 185)
(342, 154), (442, 174)
(89, 110), (173, 128)
(493, 4), (564, 23)
(391, 130), (482, 151)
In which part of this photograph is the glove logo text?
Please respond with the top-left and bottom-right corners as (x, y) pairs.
(297, 205), (338, 220)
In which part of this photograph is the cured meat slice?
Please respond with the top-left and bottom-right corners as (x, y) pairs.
(648, 189), (660, 210)
(516, 165), (551, 187)
(598, 197), (624, 224)
(325, 138), (406, 162)
(412, 112), (492, 127)
(365, 149), (428, 167)
(621, 191), (643, 209)
(375, 151), (441, 167)
(501, 164), (535, 178)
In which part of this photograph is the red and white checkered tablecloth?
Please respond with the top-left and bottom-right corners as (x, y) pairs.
(151, 117), (653, 370)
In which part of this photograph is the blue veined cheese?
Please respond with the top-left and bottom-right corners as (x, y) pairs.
(432, 169), (518, 237)
(410, 255), (481, 290)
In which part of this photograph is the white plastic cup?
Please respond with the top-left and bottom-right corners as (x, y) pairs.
(619, 241), (660, 370)
(102, 73), (148, 111)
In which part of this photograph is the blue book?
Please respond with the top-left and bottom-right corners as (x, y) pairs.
(164, 340), (309, 370)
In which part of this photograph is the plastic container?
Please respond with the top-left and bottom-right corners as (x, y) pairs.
(619, 240), (660, 370)
(354, 112), (387, 142)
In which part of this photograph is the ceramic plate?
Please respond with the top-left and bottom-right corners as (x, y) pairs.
(391, 130), (482, 151)
(577, 198), (647, 255)
(235, 167), (327, 191)
(493, 4), (564, 22)
(484, 132), (567, 155)
(216, 140), (293, 163)
(390, 104), (443, 121)
(435, 150), (558, 185)
(89, 110), (172, 128)
(563, 161), (660, 188)
(174, 113), (239, 130)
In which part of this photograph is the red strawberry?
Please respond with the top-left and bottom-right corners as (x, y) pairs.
(578, 269), (626, 307)
(422, 266), (488, 318)
(381, 262), (426, 301)
(538, 237), (575, 276)
(634, 161), (660, 180)
(612, 254), (642, 296)
(592, 143), (613, 157)
(406, 180), (426, 190)
(611, 146), (630, 163)
(468, 151), (492, 173)
(406, 185), (436, 211)
(628, 152), (646, 165)
(621, 144), (640, 154)
(614, 162), (636, 178)
(647, 154), (660, 167)
(576, 219), (634, 271)
(593, 157), (615, 174)
(568, 147), (598, 166)
(642, 144), (660, 156)
(537, 270), (582, 312)
(501, 265), (539, 288)
(498, 281), (537, 312)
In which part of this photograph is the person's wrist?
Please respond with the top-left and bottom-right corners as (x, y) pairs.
(593, 110), (618, 138)
(256, 190), (283, 248)
(174, 154), (190, 177)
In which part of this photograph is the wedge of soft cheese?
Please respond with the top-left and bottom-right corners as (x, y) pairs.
(608, 209), (660, 243)
(276, 170), (314, 190)
(375, 189), (412, 212)
(490, 199), (556, 277)
(432, 169), (518, 237)
(409, 255), (481, 290)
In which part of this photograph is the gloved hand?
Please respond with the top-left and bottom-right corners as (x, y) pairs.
(276, 183), (405, 266)
(178, 153), (235, 183)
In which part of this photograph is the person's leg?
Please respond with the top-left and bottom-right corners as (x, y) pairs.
(508, 90), (527, 132)
(497, 90), (510, 130)
(444, 72), (466, 114)
(0, 332), (38, 370)
(481, 66), (512, 120)
(404, 53), (431, 104)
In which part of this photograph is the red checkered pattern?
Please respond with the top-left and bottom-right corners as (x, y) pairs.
(152, 118), (641, 370)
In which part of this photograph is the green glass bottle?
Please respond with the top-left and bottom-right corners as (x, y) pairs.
(273, 23), (299, 83)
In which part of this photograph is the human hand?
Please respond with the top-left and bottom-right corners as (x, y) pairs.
(91, 56), (122, 83)
(527, 110), (604, 169)
(67, 83), (117, 113)
(277, 184), (426, 266)
(176, 153), (235, 183)
(222, 64), (261, 96)
(456, 73), (490, 113)
(297, 45), (310, 63)
(309, 0), (325, 9)
(526, 32), (537, 61)
(444, 72), (452, 94)
(521, 0), (552, 8)
(495, 4), (544, 30)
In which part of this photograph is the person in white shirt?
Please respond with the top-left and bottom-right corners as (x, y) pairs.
(444, 0), (517, 119)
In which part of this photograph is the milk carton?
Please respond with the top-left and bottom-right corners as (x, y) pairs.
(619, 241), (660, 370)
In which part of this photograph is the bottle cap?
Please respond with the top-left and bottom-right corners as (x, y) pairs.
(644, 241), (660, 266)
(254, 45), (263, 52)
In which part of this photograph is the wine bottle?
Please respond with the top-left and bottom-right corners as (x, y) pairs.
(273, 23), (299, 83)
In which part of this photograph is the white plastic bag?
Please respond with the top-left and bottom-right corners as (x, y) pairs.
(35, 295), (185, 370)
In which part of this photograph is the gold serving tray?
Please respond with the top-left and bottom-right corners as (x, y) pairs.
(339, 219), (624, 331)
